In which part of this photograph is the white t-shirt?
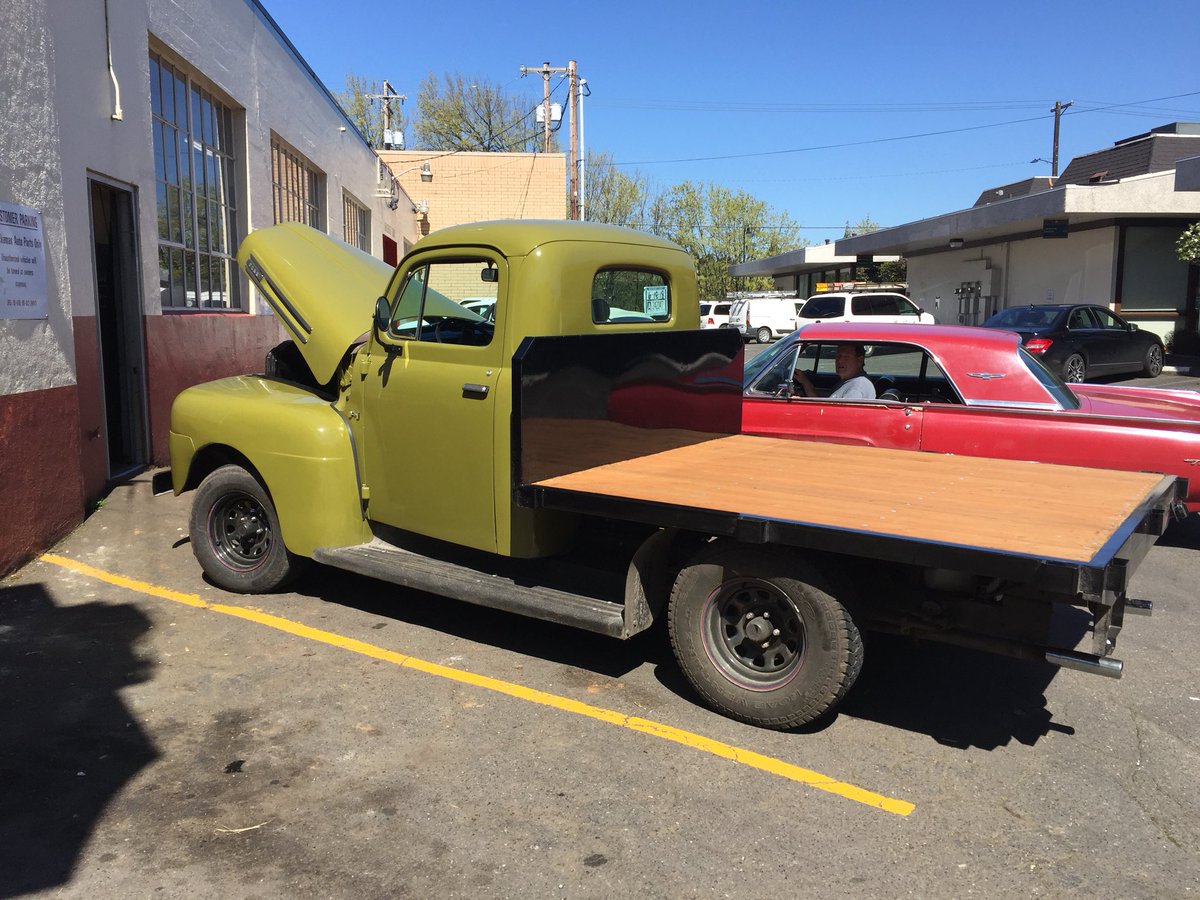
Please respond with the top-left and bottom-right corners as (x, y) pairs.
(829, 375), (876, 400)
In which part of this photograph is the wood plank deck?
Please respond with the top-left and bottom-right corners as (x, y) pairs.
(532, 433), (1167, 563)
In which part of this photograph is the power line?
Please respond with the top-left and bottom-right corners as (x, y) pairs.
(612, 89), (1200, 167)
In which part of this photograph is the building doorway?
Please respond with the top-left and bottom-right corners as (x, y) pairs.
(89, 178), (148, 480)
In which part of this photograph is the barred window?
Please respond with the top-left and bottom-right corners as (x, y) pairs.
(151, 52), (239, 310)
(342, 192), (370, 251)
(272, 138), (323, 228)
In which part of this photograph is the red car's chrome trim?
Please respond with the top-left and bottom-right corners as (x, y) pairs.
(962, 399), (1063, 411)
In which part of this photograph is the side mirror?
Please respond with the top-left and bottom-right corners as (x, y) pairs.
(374, 296), (390, 333)
(1129, 323), (1139, 332)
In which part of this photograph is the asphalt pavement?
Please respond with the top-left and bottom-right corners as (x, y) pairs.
(2, 457), (1199, 897)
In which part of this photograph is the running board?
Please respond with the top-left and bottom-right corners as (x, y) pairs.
(313, 539), (628, 638)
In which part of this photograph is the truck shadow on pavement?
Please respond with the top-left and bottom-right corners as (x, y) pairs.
(1158, 514), (1200, 550)
(297, 566), (1081, 751)
(296, 567), (669, 680)
(829, 634), (1073, 750)
(0, 583), (158, 898)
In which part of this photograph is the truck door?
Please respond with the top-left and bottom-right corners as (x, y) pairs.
(357, 252), (507, 553)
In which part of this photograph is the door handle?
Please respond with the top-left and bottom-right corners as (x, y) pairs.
(462, 383), (489, 399)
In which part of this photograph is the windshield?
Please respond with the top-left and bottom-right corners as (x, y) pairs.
(798, 296), (844, 319)
(743, 333), (798, 386)
(1018, 346), (1079, 409)
(987, 306), (1064, 330)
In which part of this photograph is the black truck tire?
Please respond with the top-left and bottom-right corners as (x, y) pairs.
(190, 464), (306, 593)
(668, 543), (862, 730)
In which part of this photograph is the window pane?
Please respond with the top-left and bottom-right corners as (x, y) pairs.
(190, 85), (202, 144)
(184, 251), (197, 307)
(199, 251), (211, 306)
(158, 245), (171, 305)
(181, 190), (193, 248)
(150, 57), (162, 117)
(152, 121), (165, 181)
(174, 76), (187, 128)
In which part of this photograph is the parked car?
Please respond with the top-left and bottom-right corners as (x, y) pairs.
(728, 296), (804, 343)
(797, 290), (934, 326)
(699, 300), (733, 329)
(742, 322), (1200, 513)
(982, 303), (1164, 382)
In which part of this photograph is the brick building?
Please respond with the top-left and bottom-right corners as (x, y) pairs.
(379, 150), (567, 236)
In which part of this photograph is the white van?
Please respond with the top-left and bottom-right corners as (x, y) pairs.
(699, 300), (733, 329)
(728, 297), (804, 343)
(797, 291), (934, 326)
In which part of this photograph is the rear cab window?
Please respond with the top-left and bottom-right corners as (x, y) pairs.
(592, 268), (671, 324)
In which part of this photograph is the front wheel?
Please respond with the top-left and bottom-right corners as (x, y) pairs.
(1062, 353), (1087, 383)
(189, 465), (307, 593)
(668, 543), (863, 729)
(1143, 343), (1164, 377)
(756, 326), (773, 344)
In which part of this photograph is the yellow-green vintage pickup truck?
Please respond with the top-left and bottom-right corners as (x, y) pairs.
(158, 220), (1184, 730)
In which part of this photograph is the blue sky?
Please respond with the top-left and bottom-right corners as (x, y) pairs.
(265, 0), (1200, 243)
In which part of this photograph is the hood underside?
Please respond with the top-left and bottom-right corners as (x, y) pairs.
(237, 223), (394, 385)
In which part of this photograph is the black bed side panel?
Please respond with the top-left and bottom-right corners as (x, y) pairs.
(512, 329), (745, 486)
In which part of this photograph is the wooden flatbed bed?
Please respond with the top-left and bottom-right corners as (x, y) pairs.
(533, 432), (1172, 565)
(514, 331), (1183, 616)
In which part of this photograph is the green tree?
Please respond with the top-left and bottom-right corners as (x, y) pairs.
(411, 73), (548, 152)
(584, 151), (651, 226)
(335, 74), (403, 149)
(842, 215), (907, 285)
(646, 182), (802, 299)
(843, 216), (880, 237)
(1178, 221), (1200, 264)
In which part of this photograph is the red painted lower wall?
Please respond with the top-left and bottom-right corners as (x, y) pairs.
(0, 312), (286, 579)
(0, 385), (85, 577)
(144, 313), (286, 464)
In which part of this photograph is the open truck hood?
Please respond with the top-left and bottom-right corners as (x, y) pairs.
(237, 222), (394, 385)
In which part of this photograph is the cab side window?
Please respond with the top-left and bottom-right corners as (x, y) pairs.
(388, 258), (498, 346)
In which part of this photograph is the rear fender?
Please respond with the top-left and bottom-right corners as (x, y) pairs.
(169, 376), (369, 556)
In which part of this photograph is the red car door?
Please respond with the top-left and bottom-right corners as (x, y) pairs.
(743, 396), (924, 450)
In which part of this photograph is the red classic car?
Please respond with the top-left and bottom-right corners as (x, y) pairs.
(742, 322), (1200, 513)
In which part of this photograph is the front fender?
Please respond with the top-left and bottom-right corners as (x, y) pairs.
(169, 375), (369, 555)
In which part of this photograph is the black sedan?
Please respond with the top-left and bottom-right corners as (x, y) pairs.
(982, 303), (1164, 382)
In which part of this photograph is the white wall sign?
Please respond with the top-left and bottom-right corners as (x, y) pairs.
(0, 201), (47, 319)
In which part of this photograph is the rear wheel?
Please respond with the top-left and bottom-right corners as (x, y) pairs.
(668, 543), (862, 729)
(189, 465), (306, 593)
(1143, 343), (1164, 377)
(756, 326), (773, 344)
(1062, 353), (1087, 383)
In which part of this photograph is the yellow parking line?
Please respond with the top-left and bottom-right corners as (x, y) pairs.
(40, 553), (916, 817)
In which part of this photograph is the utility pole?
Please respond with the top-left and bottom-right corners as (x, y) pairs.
(366, 81), (406, 149)
(567, 61), (579, 220)
(519, 60), (582, 220)
(1051, 99), (1074, 178)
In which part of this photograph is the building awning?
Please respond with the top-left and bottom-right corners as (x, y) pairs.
(836, 170), (1200, 257)
(730, 241), (897, 277)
